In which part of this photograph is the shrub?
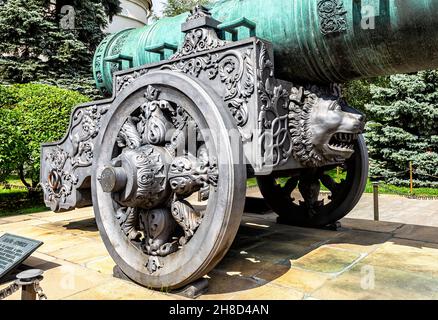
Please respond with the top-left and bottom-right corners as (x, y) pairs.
(0, 83), (90, 188)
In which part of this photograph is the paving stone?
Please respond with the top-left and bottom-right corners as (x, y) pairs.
(229, 233), (264, 251)
(65, 278), (174, 300)
(202, 271), (262, 298)
(341, 218), (404, 234)
(394, 224), (438, 244)
(0, 225), (60, 241)
(1, 214), (38, 223)
(325, 229), (392, 254)
(237, 224), (276, 239)
(201, 270), (304, 300)
(37, 210), (94, 223)
(291, 246), (363, 274)
(267, 267), (330, 294)
(230, 283), (304, 300)
(244, 212), (278, 224)
(253, 262), (292, 283)
(241, 215), (277, 227)
(37, 235), (96, 254)
(85, 256), (115, 275)
(312, 264), (438, 300)
(3, 261), (109, 300)
(346, 194), (438, 228)
(242, 240), (312, 264)
(63, 218), (98, 232)
(37, 218), (101, 241)
(49, 241), (109, 265)
(260, 229), (331, 248)
(215, 250), (275, 278)
(359, 239), (438, 278)
(0, 220), (50, 234)
(28, 211), (60, 219)
(23, 252), (60, 269)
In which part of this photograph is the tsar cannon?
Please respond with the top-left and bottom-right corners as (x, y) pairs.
(40, 0), (438, 289)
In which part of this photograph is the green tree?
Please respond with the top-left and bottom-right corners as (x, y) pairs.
(343, 77), (389, 114)
(364, 71), (438, 188)
(162, 0), (211, 17)
(0, 0), (121, 96)
(0, 84), (90, 189)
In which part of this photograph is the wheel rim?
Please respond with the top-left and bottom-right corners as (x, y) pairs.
(257, 135), (369, 227)
(92, 72), (246, 289)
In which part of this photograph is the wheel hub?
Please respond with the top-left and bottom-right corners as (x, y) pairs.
(99, 145), (172, 209)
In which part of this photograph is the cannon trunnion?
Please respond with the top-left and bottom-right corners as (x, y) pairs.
(40, 3), (434, 290)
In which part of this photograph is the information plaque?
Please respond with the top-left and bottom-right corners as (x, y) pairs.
(0, 233), (43, 279)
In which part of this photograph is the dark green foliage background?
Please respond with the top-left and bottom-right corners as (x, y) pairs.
(345, 72), (438, 188)
(0, 0), (120, 97)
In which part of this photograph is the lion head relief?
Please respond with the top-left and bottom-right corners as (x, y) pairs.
(288, 86), (365, 167)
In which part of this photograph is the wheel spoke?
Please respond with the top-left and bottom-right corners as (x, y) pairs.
(282, 177), (298, 195)
(168, 155), (218, 199)
(139, 208), (178, 257)
(298, 178), (324, 217)
(320, 174), (341, 197)
(116, 207), (142, 241)
(171, 199), (202, 245)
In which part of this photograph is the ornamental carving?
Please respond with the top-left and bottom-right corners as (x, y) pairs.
(164, 49), (255, 127)
(98, 85), (219, 274)
(171, 28), (227, 60)
(168, 155), (218, 198)
(109, 31), (131, 74)
(45, 146), (68, 171)
(111, 146), (169, 209)
(116, 207), (142, 241)
(115, 69), (148, 94)
(94, 36), (112, 84)
(317, 0), (348, 35)
(41, 146), (79, 211)
(42, 103), (109, 211)
(257, 41), (292, 168)
(170, 6), (227, 60)
(171, 200), (202, 246)
(288, 85), (365, 167)
(186, 5), (211, 22)
(140, 208), (178, 257)
(70, 105), (109, 170)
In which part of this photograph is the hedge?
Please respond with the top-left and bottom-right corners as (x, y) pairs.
(0, 83), (90, 187)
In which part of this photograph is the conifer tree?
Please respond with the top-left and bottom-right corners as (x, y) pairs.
(0, 0), (121, 96)
(364, 71), (438, 187)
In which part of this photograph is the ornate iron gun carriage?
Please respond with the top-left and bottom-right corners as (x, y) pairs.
(40, 0), (438, 289)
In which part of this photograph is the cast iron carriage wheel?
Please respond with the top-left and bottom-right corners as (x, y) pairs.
(257, 136), (369, 228)
(92, 71), (246, 289)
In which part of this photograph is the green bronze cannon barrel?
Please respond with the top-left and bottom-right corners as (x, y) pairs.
(94, 0), (438, 93)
